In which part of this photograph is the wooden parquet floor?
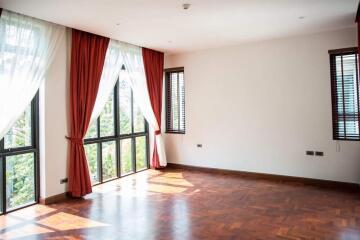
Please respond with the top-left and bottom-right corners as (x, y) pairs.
(0, 168), (359, 239)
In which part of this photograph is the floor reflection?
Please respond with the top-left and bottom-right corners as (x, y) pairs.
(0, 169), (195, 239)
(0, 223), (54, 239)
(37, 212), (109, 231)
(0, 168), (358, 239)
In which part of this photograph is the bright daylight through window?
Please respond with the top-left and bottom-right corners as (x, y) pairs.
(0, 14), (41, 214)
(84, 72), (149, 185)
(0, 96), (39, 214)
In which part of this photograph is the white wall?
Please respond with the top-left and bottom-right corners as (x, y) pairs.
(164, 27), (360, 184)
(39, 29), (70, 198)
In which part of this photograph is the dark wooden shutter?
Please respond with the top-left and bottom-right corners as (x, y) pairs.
(329, 47), (360, 140)
(165, 67), (185, 134)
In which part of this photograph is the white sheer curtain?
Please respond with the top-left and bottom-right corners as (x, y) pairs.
(90, 39), (124, 123)
(120, 43), (167, 166)
(0, 10), (65, 139)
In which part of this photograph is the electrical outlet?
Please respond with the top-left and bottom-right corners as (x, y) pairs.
(60, 178), (68, 184)
(315, 151), (324, 156)
(306, 151), (314, 156)
(197, 144), (202, 148)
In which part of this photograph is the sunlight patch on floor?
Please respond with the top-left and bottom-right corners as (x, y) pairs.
(0, 216), (23, 229)
(9, 205), (57, 220)
(92, 182), (119, 194)
(161, 172), (184, 178)
(148, 183), (187, 194)
(116, 188), (156, 198)
(93, 170), (195, 196)
(37, 212), (109, 231)
(150, 176), (194, 187)
(0, 223), (54, 239)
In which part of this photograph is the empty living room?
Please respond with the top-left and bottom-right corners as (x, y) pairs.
(0, 0), (359, 239)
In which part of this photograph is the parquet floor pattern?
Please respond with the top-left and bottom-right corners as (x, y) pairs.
(0, 168), (359, 239)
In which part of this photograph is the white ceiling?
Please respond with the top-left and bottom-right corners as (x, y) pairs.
(0, 0), (357, 54)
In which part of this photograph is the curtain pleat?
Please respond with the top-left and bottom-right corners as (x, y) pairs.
(68, 29), (109, 197)
(142, 48), (165, 168)
(90, 40), (124, 124)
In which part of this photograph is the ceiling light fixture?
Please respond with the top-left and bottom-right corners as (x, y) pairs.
(182, 3), (191, 10)
(298, 16), (305, 20)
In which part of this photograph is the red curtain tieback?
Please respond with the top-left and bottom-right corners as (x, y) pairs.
(155, 130), (161, 135)
(65, 136), (83, 145)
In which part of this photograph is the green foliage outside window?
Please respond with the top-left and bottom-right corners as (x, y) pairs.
(136, 136), (147, 170)
(121, 139), (132, 175)
(102, 141), (116, 180)
(3, 105), (35, 209)
(84, 144), (98, 183)
(6, 153), (35, 209)
(84, 77), (148, 184)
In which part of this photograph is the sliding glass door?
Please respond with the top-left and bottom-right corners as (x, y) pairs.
(0, 93), (39, 214)
(84, 77), (149, 185)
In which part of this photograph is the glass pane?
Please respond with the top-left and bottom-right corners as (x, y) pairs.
(6, 153), (35, 210)
(84, 144), (99, 184)
(179, 72), (185, 132)
(4, 104), (32, 149)
(133, 98), (145, 133)
(100, 91), (115, 137)
(171, 73), (179, 131)
(119, 77), (132, 135)
(121, 139), (133, 175)
(335, 54), (360, 139)
(136, 136), (147, 171)
(85, 120), (98, 139)
(102, 141), (117, 181)
(342, 54), (359, 137)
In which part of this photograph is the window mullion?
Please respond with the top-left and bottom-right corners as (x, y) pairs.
(114, 81), (121, 178)
(33, 92), (40, 203)
(2, 155), (5, 214)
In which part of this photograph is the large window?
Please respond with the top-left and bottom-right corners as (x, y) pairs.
(165, 67), (185, 134)
(84, 76), (149, 185)
(0, 93), (39, 214)
(329, 47), (360, 140)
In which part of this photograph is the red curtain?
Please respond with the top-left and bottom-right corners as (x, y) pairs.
(142, 48), (164, 168)
(68, 29), (109, 197)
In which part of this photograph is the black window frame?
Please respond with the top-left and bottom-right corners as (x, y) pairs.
(0, 92), (40, 215)
(329, 47), (360, 141)
(84, 81), (150, 186)
(165, 67), (186, 134)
